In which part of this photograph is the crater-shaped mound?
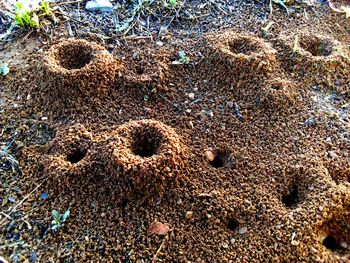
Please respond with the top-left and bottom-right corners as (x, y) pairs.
(42, 38), (121, 98)
(42, 124), (94, 181)
(258, 78), (298, 111)
(319, 204), (350, 258)
(274, 33), (350, 90)
(299, 34), (334, 57)
(203, 32), (278, 86)
(103, 119), (187, 197)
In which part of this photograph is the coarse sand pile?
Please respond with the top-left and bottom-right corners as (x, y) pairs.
(1, 29), (350, 262)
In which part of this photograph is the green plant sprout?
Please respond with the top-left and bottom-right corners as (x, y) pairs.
(0, 64), (9, 77)
(168, 0), (177, 8)
(40, 1), (52, 17)
(14, 1), (52, 28)
(261, 21), (274, 38)
(15, 3), (39, 28)
(144, 87), (157, 101)
(51, 210), (70, 231)
(178, 51), (189, 64)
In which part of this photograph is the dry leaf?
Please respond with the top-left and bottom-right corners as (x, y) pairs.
(148, 221), (172, 236)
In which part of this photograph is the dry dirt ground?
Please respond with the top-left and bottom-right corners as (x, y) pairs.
(0, 0), (350, 262)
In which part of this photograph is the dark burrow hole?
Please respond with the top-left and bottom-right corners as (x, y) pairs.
(229, 39), (260, 55)
(136, 66), (144, 75)
(300, 36), (333, 57)
(271, 84), (282, 90)
(323, 235), (340, 251)
(227, 218), (239, 231)
(282, 184), (299, 207)
(67, 149), (87, 164)
(210, 155), (224, 168)
(131, 132), (162, 158)
(321, 217), (350, 255)
(57, 44), (94, 70)
(209, 152), (232, 168)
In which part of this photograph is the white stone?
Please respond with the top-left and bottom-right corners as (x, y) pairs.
(188, 93), (195, 99)
(238, 226), (247, 235)
(86, 0), (113, 12)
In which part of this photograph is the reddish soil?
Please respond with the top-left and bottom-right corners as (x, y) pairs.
(0, 4), (350, 262)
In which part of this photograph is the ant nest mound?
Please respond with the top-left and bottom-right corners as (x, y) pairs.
(103, 119), (187, 197)
(42, 38), (121, 98)
(276, 33), (350, 89)
(319, 202), (350, 258)
(43, 124), (94, 182)
(258, 78), (298, 111)
(204, 32), (278, 84)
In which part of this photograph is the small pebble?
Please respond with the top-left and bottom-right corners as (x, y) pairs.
(86, 0), (113, 12)
(186, 211), (193, 219)
(205, 150), (215, 162)
(188, 93), (195, 99)
(238, 226), (247, 235)
(226, 101), (234, 108)
(340, 242), (348, 249)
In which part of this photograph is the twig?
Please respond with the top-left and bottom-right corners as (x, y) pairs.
(157, 93), (182, 112)
(52, 0), (85, 6)
(0, 182), (43, 226)
(152, 236), (167, 263)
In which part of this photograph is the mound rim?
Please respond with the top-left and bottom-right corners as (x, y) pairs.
(103, 119), (188, 197)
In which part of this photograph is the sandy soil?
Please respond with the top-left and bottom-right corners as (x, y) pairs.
(0, 1), (350, 262)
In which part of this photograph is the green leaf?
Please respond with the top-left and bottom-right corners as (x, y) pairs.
(52, 210), (60, 219)
(0, 64), (9, 77)
(168, 0), (177, 8)
(41, 2), (52, 16)
(62, 210), (70, 221)
(261, 21), (274, 38)
(16, 2), (23, 9)
(178, 51), (189, 64)
(30, 13), (40, 28)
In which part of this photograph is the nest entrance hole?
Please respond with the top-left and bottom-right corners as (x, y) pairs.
(229, 38), (261, 55)
(282, 184), (299, 208)
(227, 218), (239, 231)
(209, 151), (233, 169)
(131, 129), (163, 158)
(67, 149), (87, 164)
(299, 36), (333, 57)
(56, 43), (94, 70)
